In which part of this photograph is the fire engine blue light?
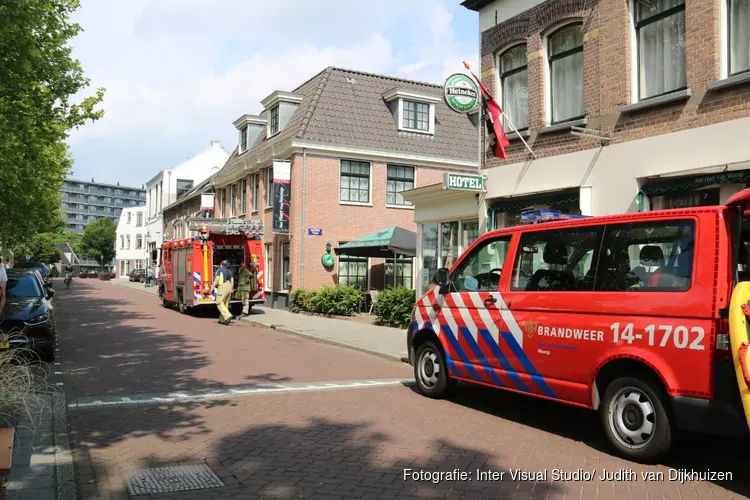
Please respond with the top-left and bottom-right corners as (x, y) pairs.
(520, 210), (589, 224)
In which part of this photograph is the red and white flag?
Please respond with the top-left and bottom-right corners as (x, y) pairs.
(464, 62), (510, 160)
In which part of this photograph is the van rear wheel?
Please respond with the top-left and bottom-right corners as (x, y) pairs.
(414, 340), (453, 399)
(601, 376), (673, 463)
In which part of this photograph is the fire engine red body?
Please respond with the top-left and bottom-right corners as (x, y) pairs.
(159, 222), (265, 313)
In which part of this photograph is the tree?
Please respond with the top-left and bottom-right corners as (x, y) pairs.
(0, 0), (105, 259)
(13, 233), (62, 266)
(51, 229), (83, 258)
(81, 218), (116, 266)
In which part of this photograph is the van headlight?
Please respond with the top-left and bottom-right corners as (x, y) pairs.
(24, 312), (50, 326)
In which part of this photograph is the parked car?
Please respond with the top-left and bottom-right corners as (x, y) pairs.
(79, 269), (97, 278)
(28, 269), (54, 294)
(129, 269), (145, 282)
(0, 269), (56, 361)
(25, 263), (52, 287)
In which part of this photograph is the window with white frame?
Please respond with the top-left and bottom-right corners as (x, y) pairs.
(240, 126), (248, 152)
(730, 0), (750, 76)
(231, 183), (237, 217)
(126, 235), (131, 250)
(120, 235), (125, 249)
(548, 24), (585, 123)
(340, 160), (370, 203)
(337, 243), (368, 290)
(253, 173), (260, 211)
(241, 178), (247, 214)
(136, 212), (143, 227)
(269, 106), (279, 135)
(634, 0), (686, 100)
(266, 167), (274, 208)
(127, 212), (132, 224)
(403, 100), (429, 131)
(386, 165), (414, 206)
(499, 45), (529, 131)
(136, 234), (143, 249)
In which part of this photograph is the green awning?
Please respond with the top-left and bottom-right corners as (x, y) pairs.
(641, 169), (750, 195)
(489, 189), (580, 213)
(334, 226), (416, 258)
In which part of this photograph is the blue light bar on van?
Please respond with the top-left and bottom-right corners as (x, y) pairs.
(520, 209), (590, 224)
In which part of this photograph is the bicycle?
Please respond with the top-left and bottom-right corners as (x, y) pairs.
(64, 274), (72, 289)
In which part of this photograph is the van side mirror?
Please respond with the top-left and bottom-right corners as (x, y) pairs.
(432, 268), (450, 288)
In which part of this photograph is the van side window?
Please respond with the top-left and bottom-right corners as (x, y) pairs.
(449, 237), (511, 292)
(511, 227), (603, 292)
(596, 220), (695, 292)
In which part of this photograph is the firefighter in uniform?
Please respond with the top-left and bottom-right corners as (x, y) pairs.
(213, 260), (234, 325)
(237, 263), (253, 317)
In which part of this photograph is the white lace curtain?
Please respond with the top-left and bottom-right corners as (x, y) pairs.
(731, 0), (750, 75)
(549, 25), (584, 123)
(637, 0), (687, 99)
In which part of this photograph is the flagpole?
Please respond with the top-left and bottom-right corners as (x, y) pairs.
(499, 111), (536, 159)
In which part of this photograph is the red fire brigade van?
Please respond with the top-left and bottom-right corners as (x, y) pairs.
(408, 193), (750, 462)
(159, 218), (265, 314)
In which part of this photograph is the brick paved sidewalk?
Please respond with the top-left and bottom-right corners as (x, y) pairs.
(110, 279), (408, 363)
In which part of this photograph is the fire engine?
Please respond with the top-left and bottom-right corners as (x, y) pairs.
(159, 218), (265, 314)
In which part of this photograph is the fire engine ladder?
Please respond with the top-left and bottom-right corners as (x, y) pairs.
(186, 218), (264, 235)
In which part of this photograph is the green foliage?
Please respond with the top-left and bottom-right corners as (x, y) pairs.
(50, 266), (60, 277)
(51, 229), (82, 258)
(374, 287), (416, 327)
(0, 0), (105, 254)
(81, 217), (116, 265)
(289, 286), (360, 316)
(12, 233), (61, 265)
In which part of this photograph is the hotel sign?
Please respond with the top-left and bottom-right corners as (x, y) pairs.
(442, 173), (484, 192)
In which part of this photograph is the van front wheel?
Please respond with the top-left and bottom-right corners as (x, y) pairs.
(601, 376), (673, 463)
(414, 340), (453, 399)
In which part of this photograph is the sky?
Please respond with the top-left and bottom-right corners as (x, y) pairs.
(66, 0), (479, 188)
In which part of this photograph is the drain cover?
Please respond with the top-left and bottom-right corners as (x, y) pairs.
(123, 464), (225, 496)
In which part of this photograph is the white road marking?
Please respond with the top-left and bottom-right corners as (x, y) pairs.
(68, 379), (414, 410)
(54, 372), (62, 375)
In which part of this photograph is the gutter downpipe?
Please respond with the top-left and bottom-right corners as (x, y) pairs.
(300, 149), (307, 289)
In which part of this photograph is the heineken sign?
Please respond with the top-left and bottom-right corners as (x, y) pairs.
(443, 73), (479, 113)
(443, 173), (484, 192)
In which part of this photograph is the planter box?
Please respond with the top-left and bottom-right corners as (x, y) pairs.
(0, 427), (14, 476)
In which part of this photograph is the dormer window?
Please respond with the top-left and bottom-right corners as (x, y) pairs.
(269, 105), (280, 136)
(260, 91), (303, 139)
(240, 126), (248, 152)
(403, 101), (429, 131)
(382, 87), (440, 135)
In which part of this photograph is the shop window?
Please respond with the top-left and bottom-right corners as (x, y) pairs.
(729, 0), (750, 76)
(386, 165), (414, 206)
(462, 221), (481, 249)
(634, 0), (687, 100)
(385, 258), (413, 288)
(450, 237), (511, 292)
(511, 226), (603, 291)
(440, 221), (460, 268)
(548, 23), (585, 123)
(403, 100), (429, 131)
(499, 45), (529, 131)
(420, 223), (439, 290)
(650, 188), (719, 210)
(338, 242), (368, 290)
(596, 220), (694, 292)
(340, 160), (370, 204)
(281, 242), (290, 290)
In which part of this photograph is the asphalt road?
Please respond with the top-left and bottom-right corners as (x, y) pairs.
(53, 279), (750, 500)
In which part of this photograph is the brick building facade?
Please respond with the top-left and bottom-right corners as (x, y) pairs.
(463, 0), (750, 228)
(210, 67), (480, 308)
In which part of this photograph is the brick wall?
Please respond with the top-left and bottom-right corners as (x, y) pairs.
(480, 0), (750, 169)
(287, 153), (446, 291)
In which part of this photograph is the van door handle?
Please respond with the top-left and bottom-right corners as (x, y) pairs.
(483, 296), (497, 306)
